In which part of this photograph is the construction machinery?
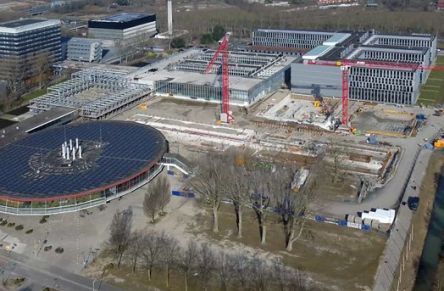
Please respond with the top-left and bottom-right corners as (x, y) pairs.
(205, 33), (232, 123)
(434, 139), (444, 149)
(305, 59), (444, 128)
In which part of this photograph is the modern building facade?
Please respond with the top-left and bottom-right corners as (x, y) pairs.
(67, 38), (103, 62)
(287, 30), (437, 105)
(0, 19), (61, 86)
(88, 13), (157, 41)
(251, 29), (335, 55)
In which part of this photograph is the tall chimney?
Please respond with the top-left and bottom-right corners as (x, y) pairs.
(167, 0), (173, 36)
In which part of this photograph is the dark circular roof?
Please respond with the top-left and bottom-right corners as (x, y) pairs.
(0, 121), (167, 201)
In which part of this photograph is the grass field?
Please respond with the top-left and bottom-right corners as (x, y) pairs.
(418, 56), (444, 106)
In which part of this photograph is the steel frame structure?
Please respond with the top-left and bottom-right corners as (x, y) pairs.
(30, 69), (150, 119)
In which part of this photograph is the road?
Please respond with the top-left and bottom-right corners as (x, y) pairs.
(0, 249), (121, 291)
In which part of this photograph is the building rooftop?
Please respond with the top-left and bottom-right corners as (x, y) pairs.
(323, 33), (352, 46)
(0, 19), (60, 34)
(68, 37), (102, 45)
(255, 28), (335, 35)
(303, 45), (335, 60)
(132, 48), (296, 92)
(93, 12), (154, 23)
(0, 19), (44, 28)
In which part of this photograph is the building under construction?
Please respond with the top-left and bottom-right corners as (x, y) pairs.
(251, 28), (437, 104)
(30, 67), (150, 119)
(132, 49), (295, 106)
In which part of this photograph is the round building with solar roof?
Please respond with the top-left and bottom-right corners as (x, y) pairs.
(0, 121), (168, 215)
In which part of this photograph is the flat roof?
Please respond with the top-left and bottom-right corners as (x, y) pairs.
(68, 37), (102, 45)
(0, 107), (77, 148)
(0, 19), (60, 34)
(94, 12), (154, 23)
(0, 19), (44, 28)
(254, 28), (334, 35)
(303, 45), (334, 60)
(323, 33), (352, 46)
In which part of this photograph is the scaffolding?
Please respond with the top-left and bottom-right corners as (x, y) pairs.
(30, 68), (151, 119)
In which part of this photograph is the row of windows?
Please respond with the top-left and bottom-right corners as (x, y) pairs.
(253, 31), (331, 41)
(349, 88), (415, 104)
(350, 67), (414, 78)
(349, 76), (414, 86)
(350, 82), (414, 92)
(359, 51), (423, 63)
(253, 37), (324, 48)
(155, 81), (250, 103)
(373, 37), (431, 48)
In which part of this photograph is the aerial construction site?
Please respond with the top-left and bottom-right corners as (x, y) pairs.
(1, 5), (444, 290)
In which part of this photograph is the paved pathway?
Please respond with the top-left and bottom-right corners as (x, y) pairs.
(0, 249), (121, 291)
(373, 149), (432, 291)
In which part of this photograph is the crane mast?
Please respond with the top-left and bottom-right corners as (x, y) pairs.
(306, 59), (444, 128)
(205, 33), (232, 123)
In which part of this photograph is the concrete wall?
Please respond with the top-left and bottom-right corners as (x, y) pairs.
(291, 63), (342, 98)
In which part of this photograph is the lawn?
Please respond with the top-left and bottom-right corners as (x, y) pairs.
(418, 56), (444, 106)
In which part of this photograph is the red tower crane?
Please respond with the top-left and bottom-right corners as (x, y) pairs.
(306, 59), (444, 127)
(205, 33), (232, 123)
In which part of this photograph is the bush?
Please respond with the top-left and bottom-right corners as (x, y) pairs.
(39, 216), (49, 224)
(7, 222), (15, 227)
(0, 220), (7, 226)
(55, 247), (64, 254)
(171, 37), (186, 49)
(15, 225), (23, 231)
(44, 246), (52, 252)
(25, 229), (33, 234)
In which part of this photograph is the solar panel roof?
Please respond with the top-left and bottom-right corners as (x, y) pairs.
(0, 121), (167, 200)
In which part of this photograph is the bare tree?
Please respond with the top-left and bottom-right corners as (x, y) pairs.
(250, 168), (273, 244)
(143, 175), (170, 223)
(35, 51), (50, 89)
(216, 252), (235, 291)
(143, 188), (160, 223)
(127, 231), (144, 273)
(272, 166), (311, 252)
(180, 241), (199, 291)
(109, 207), (133, 268)
(232, 253), (250, 290)
(191, 154), (228, 233)
(160, 234), (179, 288)
(225, 150), (252, 238)
(157, 175), (171, 215)
(250, 257), (270, 291)
(142, 231), (164, 281)
(197, 243), (216, 291)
